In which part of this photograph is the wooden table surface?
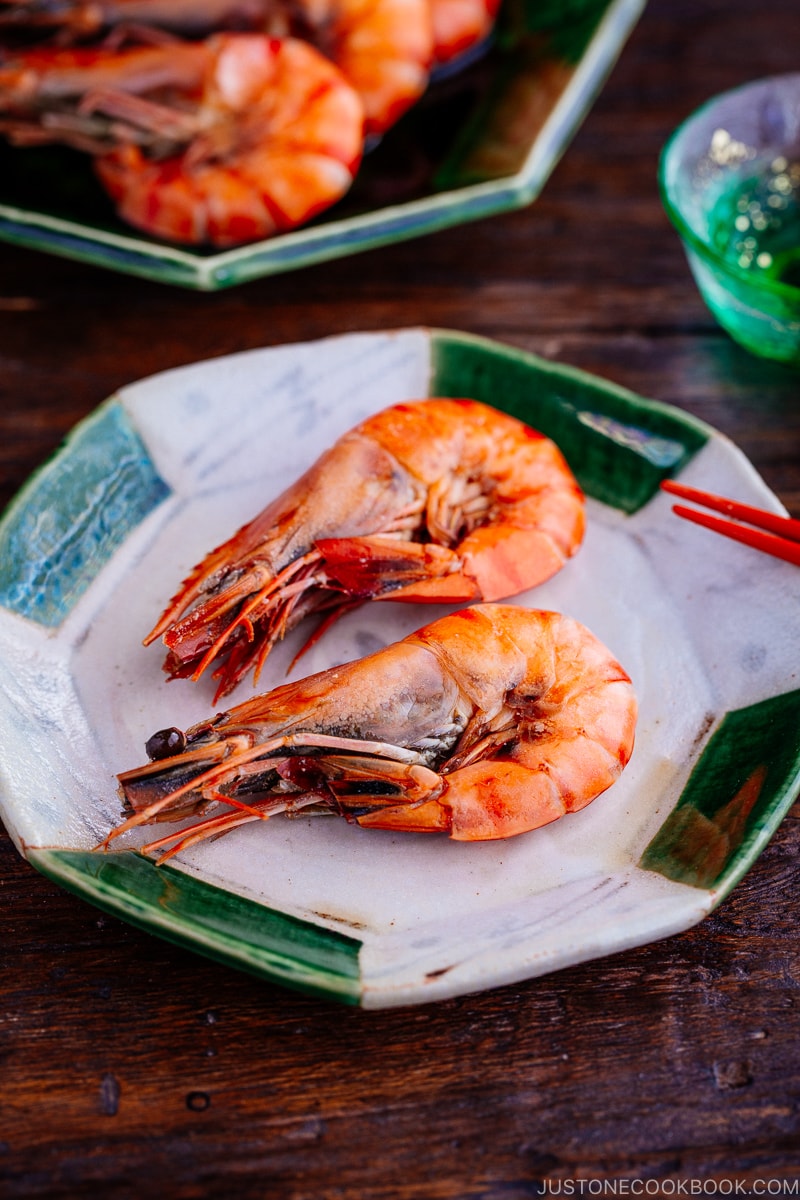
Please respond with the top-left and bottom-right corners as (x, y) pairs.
(2, 0), (800, 1195)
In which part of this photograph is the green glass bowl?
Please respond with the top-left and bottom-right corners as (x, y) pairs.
(660, 73), (800, 365)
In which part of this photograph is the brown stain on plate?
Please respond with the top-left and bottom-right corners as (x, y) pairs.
(312, 911), (368, 931)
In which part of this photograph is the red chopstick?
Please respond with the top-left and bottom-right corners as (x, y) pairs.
(660, 479), (800, 567)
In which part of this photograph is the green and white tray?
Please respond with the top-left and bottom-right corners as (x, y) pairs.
(0, 0), (645, 289)
(1, 328), (798, 1007)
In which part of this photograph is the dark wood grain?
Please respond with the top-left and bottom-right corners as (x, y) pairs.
(2, 1), (800, 1196)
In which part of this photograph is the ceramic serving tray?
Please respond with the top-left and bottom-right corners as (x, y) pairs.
(0, 0), (646, 290)
(1, 328), (798, 1008)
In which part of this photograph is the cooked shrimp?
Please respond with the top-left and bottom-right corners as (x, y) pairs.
(0, 0), (433, 134)
(0, 34), (364, 245)
(104, 604), (637, 858)
(429, 0), (500, 69)
(146, 398), (586, 699)
(273, 0), (433, 135)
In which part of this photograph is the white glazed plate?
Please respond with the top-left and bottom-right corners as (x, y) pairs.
(1, 328), (798, 1007)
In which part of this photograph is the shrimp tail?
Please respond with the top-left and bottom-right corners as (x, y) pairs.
(355, 752), (620, 841)
(315, 536), (480, 603)
(318, 521), (579, 607)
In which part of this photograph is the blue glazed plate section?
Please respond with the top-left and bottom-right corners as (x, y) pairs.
(0, 402), (170, 627)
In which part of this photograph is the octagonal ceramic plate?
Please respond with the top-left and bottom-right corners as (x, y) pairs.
(1, 327), (799, 1007)
(0, 0), (645, 289)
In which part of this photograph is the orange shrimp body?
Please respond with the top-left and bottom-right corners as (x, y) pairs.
(0, 0), (433, 135)
(147, 398), (586, 699)
(293, 0), (433, 135)
(0, 35), (365, 245)
(429, 0), (501, 68)
(108, 604), (637, 858)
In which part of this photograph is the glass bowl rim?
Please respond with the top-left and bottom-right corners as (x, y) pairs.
(658, 71), (800, 305)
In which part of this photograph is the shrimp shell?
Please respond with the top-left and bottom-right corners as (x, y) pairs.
(0, 0), (433, 135)
(107, 604), (637, 858)
(0, 35), (365, 245)
(146, 398), (586, 699)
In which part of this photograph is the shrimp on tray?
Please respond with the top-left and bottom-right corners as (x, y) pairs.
(145, 398), (587, 700)
(0, 34), (365, 245)
(428, 0), (501, 71)
(102, 604), (638, 860)
(0, 0), (434, 135)
(266, 0), (433, 135)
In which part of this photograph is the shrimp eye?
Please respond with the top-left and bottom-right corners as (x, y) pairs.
(145, 727), (187, 760)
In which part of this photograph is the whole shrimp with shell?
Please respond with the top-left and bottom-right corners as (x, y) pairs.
(0, 0), (435, 135)
(0, 33), (365, 244)
(105, 604), (638, 860)
(145, 398), (587, 701)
